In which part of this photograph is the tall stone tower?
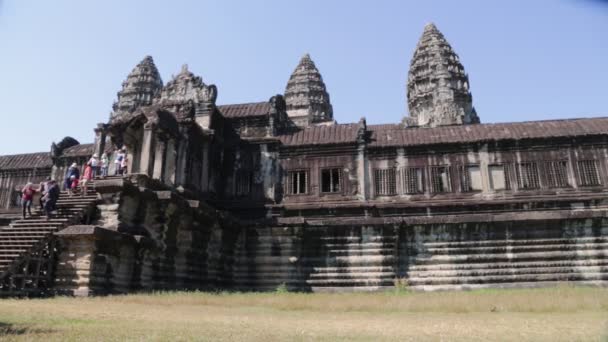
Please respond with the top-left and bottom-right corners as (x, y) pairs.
(284, 54), (334, 127)
(405, 23), (479, 127)
(111, 56), (163, 117)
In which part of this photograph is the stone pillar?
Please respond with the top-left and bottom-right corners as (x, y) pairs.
(259, 144), (278, 202)
(200, 141), (209, 191)
(93, 123), (107, 158)
(175, 130), (189, 186)
(356, 144), (369, 200)
(164, 139), (177, 185)
(152, 138), (166, 180)
(139, 124), (156, 176)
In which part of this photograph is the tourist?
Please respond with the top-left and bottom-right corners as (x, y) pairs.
(81, 164), (93, 197)
(114, 148), (125, 176)
(38, 177), (50, 210)
(21, 182), (36, 219)
(120, 151), (128, 175)
(87, 154), (99, 178)
(100, 153), (109, 178)
(42, 179), (59, 220)
(65, 163), (80, 197)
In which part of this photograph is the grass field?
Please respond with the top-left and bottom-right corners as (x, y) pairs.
(0, 285), (607, 341)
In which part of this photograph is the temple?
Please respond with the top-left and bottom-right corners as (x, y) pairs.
(1, 24), (607, 295)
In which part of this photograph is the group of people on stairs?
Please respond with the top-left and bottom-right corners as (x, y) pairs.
(20, 178), (59, 220)
(19, 147), (129, 221)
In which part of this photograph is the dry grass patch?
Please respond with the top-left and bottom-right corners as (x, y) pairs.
(0, 285), (607, 341)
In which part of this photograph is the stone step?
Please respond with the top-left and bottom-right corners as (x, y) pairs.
(409, 265), (608, 279)
(308, 271), (396, 279)
(0, 233), (49, 239)
(2, 228), (58, 233)
(408, 271), (608, 286)
(421, 237), (608, 249)
(409, 258), (608, 272)
(233, 248), (395, 258)
(12, 218), (69, 224)
(10, 222), (64, 227)
(409, 280), (608, 292)
(232, 265), (395, 273)
(414, 249), (608, 265)
(232, 255), (395, 265)
(0, 239), (39, 245)
(423, 242), (608, 255)
(305, 278), (395, 286)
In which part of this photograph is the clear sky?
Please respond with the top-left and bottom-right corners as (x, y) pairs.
(0, 0), (607, 155)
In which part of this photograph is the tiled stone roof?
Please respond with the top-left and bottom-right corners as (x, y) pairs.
(0, 152), (52, 170)
(61, 143), (96, 157)
(276, 117), (608, 148)
(218, 102), (271, 118)
(369, 117), (608, 147)
(278, 123), (359, 146)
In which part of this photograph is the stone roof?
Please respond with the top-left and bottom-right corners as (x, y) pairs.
(0, 152), (52, 170)
(369, 117), (608, 147)
(278, 123), (359, 146)
(276, 117), (608, 148)
(61, 143), (96, 157)
(218, 102), (271, 118)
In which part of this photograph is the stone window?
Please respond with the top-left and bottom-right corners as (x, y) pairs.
(489, 164), (511, 190)
(577, 160), (601, 186)
(402, 167), (425, 194)
(235, 169), (252, 196)
(374, 168), (396, 196)
(543, 161), (570, 188)
(430, 166), (451, 193)
(285, 170), (308, 195)
(459, 165), (482, 192)
(321, 168), (342, 193)
(516, 162), (540, 189)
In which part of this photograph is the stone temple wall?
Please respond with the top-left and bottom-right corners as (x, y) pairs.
(52, 175), (608, 294)
(54, 175), (238, 295)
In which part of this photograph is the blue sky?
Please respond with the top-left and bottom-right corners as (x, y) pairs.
(0, 0), (607, 155)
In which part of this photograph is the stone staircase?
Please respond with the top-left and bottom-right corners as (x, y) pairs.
(0, 182), (101, 296)
(407, 237), (608, 291)
(232, 227), (396, 292)
(304, 234), (396, 292)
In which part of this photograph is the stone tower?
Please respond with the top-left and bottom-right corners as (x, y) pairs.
(284, 54), (334, 127)
(111, 56), (163, 117)
(405, 23), (479, 127)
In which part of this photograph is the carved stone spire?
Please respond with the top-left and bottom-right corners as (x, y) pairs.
(406, 23), (479, 127)
(155, 64), (217, 108)
(284, 53), (334, 127)
(112, 56), (163, 117)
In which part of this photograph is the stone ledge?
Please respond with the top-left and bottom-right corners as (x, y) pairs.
(56, 225), (136, 244)
(276, 208), (608, 226)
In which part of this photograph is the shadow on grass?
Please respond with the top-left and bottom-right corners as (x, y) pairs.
(0, 322), (54, 336)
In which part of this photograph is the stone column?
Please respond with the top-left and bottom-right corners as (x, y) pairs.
(259, 144), (278, 202)
(139, 123), (156, 176)
(93, 123), (107, 158)
(152, 138), (167, 180)
(356, 144), (369, 200)
(164, 139), (177, 185)
(200, 141), (210, 192)
(175, 128), (190, 186)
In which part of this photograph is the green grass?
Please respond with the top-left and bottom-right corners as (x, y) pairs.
(1, 285), (607, 341)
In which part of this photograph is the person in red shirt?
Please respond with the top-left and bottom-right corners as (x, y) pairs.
(69, 175), (79, 197)
(21, 182), (36, 219)
(81, 164), (93, 197)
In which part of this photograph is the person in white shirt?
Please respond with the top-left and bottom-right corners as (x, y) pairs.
(87, 154), (99, 178)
